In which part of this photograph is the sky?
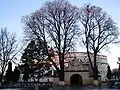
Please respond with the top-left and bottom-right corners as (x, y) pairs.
(0, 0), (120, 69)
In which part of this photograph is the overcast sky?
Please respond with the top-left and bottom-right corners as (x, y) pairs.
(0, 0), (120, 69)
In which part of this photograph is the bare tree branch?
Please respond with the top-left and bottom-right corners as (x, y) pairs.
(79, 4), (119, 80)
(0, 28), (19, 81)
(22, 0), (79, 82)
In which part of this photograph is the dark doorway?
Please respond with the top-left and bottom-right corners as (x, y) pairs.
(70, 74), (83, 85)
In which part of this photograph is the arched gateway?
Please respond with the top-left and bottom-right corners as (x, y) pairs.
(70, 74), (82, 85)
(64, 58), (92, 85)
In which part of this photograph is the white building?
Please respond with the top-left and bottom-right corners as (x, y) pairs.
(52, 52), (108, 81)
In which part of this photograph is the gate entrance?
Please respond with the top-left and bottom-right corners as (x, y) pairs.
(70, 74), (83, 85)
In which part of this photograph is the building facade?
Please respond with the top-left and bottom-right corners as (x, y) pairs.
(64, 57), (93, 85)
(52, 52), (108, 81)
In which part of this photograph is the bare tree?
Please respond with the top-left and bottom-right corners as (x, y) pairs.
(0, 28), (19, 82)
(22, 0), (79, 84)
(79, 4), (119, 82)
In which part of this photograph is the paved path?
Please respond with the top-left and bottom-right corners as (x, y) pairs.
(51, 85), (119, 90)
(0, 85), (118, 90)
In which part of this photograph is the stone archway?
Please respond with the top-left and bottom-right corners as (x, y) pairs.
(70, 74), (83, 85)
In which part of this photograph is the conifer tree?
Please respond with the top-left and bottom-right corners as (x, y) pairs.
(6, 61), (13, 82)
(107, 64), (112, 79)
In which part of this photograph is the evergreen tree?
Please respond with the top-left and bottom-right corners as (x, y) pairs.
(23, 63), (30, 82)
(6, 61), (13, 82)
(21, 40), (36, 81)
(20, 40), (50, 82)
(21, 40), (48, 65)
(21, 40), (36, 65)
(107, 64), (112, 79)
(13, 66), (20, 83)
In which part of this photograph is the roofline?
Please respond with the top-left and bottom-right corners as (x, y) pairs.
(67, 52), (107, 57)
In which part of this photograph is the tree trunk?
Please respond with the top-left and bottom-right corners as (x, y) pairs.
(93, 65), (98, 80)
(0, 70), (4, 82)
(37, 69), (40, 82)
(59, 53), (65, 86)
(93, 52), (98, 85)
(0, 74), (3, 82)
(93, 65), (98, 85)
(59, 70), (64, 85)
(33, 74), (35, 82)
